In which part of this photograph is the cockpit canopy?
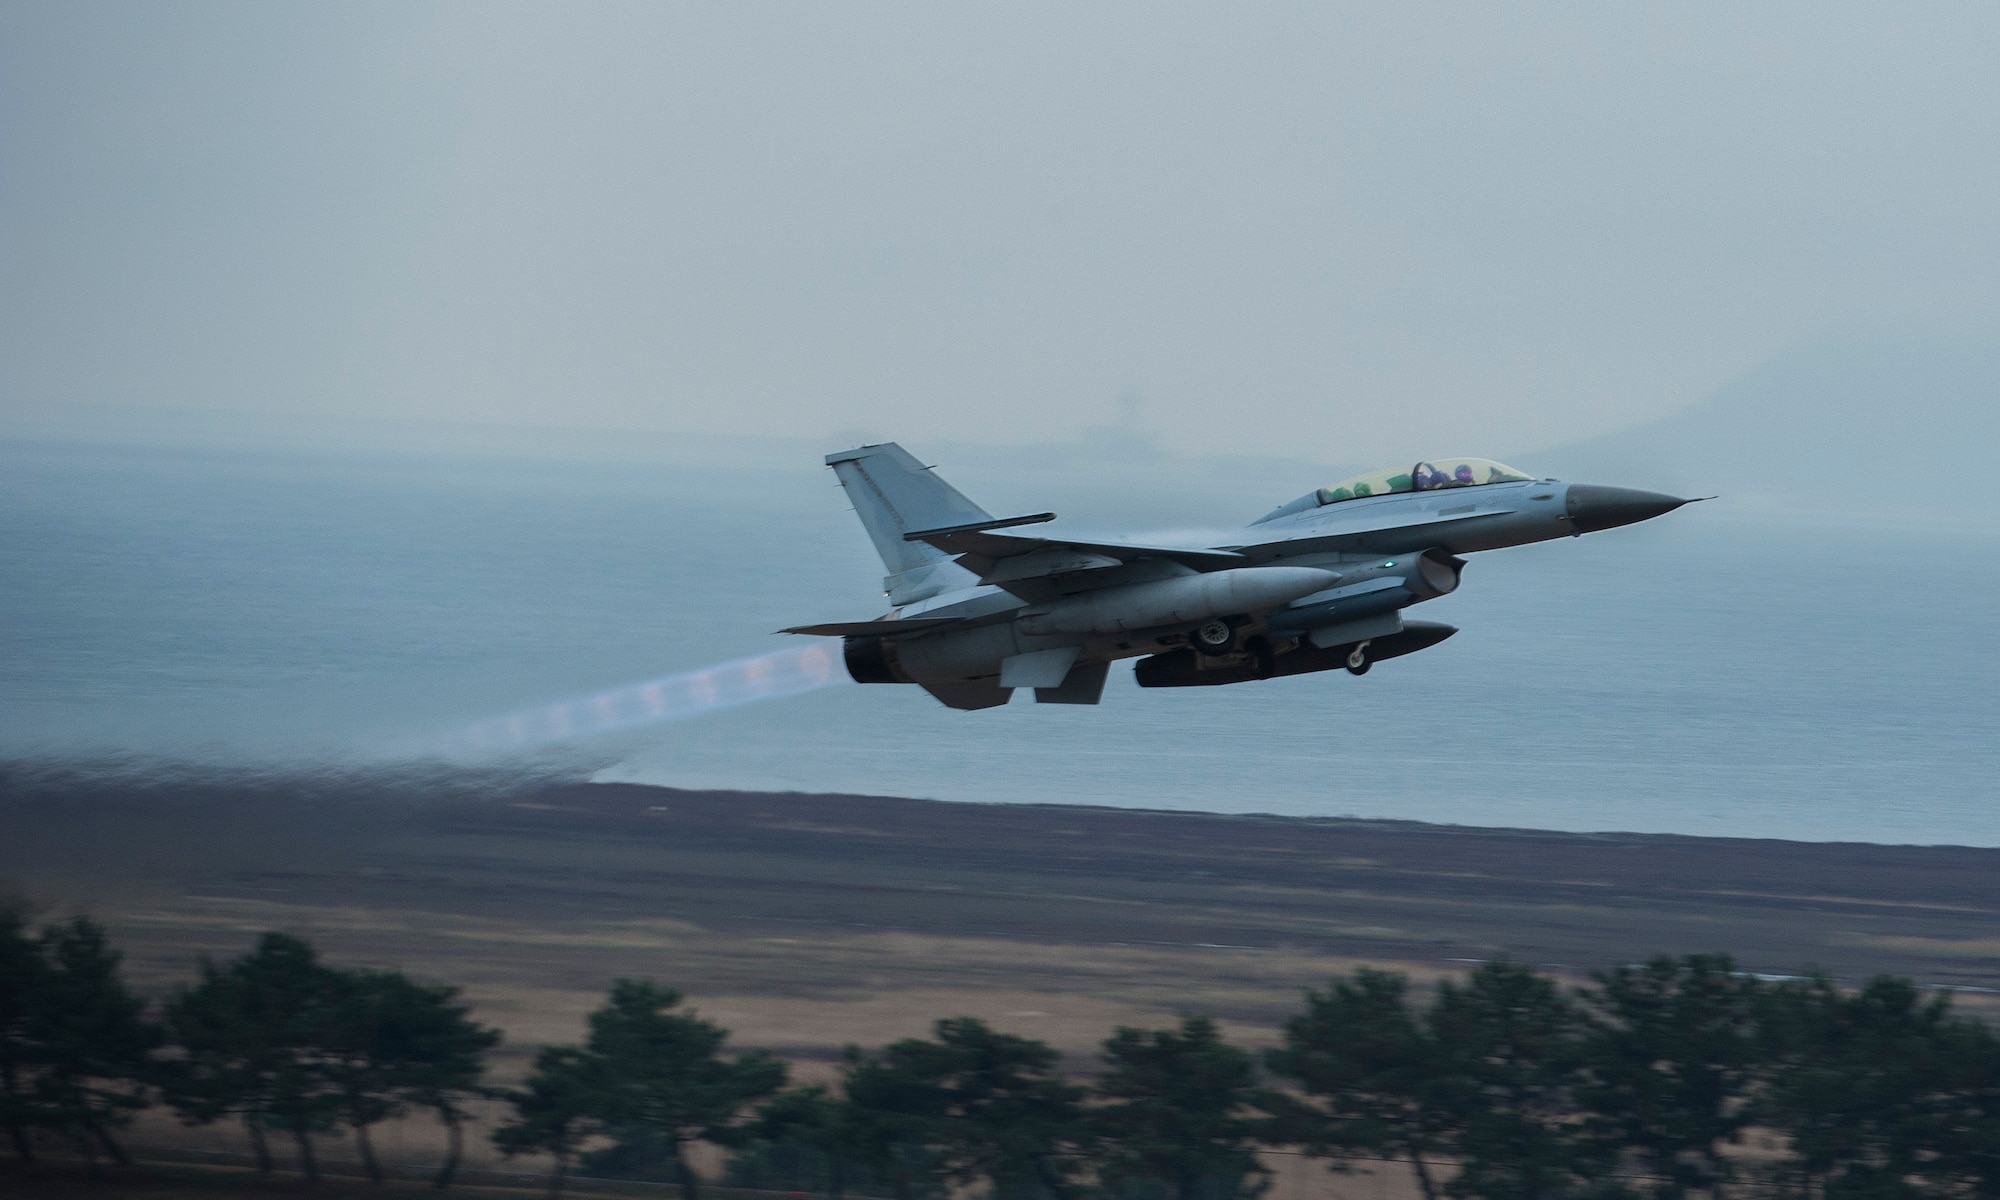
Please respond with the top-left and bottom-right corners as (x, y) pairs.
(1252, 457), (1540, 524)
(1316, 457), (1534, 505)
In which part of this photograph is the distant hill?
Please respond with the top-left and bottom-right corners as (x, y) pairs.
(1531, 336), (2000, 512)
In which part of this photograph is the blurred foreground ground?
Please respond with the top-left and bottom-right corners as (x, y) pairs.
(0, 1158), (812, 1198)
(4, 768), (1997, 1192)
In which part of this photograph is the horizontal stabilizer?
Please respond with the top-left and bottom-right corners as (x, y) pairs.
(780, 617), (962, 637)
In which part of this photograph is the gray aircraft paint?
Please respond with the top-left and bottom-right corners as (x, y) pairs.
(788, 443), (1692, 709)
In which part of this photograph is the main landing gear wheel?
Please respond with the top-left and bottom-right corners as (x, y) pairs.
(1190, 619), (1235, 655)
(1346, 641), (1372, 675)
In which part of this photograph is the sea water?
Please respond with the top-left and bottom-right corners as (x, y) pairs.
(3, 437), (1995, 845)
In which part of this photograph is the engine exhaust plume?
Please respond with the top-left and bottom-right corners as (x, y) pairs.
(436, 640), (847, 755)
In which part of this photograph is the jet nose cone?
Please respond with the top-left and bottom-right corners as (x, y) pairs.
(1564, 484), (1690, 533)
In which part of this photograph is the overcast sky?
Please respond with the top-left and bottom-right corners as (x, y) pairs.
(4, 2), (1996, 461)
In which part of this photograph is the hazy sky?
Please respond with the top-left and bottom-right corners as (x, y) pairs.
(4, 2), (1997, 461)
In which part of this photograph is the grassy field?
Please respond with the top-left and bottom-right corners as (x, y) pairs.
(5, 766), (1998, 1191)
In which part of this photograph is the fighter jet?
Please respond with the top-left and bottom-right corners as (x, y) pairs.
(785, 444), (1696, 710)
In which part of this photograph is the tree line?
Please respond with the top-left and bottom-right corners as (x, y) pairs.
(4, 906), (1999, 1200)
(1, 906), (495, 1186)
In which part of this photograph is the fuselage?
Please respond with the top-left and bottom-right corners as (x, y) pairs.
(879, 480), (1635, 654)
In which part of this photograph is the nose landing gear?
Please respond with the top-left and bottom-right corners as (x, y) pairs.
(1345, 641), (1372, 676)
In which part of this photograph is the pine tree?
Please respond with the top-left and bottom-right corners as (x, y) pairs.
(0, 901), (49, 1163)
(27, 916), (162, 1166)
(1094, 1015), (1270, 1200)
(1427, 961), (1599, 1200)
(1575, 954), (1762, 1200)
(1265, 968), (1453, 1200)
(574, 980), (786, 1200)
(385, 971), (500, 1190)
(161, 932), (343, 1178)
(835, 1040), (954, 1200)
(884, 1017), (1088, 1200)
(1758, 974), (2000, 1200)
(323, 967), (500, 1187)
(730, 1083), (868, 1199)
(495, 1046), (602, 1199)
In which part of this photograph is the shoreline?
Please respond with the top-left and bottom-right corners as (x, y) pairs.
(9, 753), (1995, 849)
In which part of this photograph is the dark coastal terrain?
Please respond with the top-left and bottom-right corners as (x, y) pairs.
(4, 765), (1998, 1195)
(6, 766), (1997, 1029)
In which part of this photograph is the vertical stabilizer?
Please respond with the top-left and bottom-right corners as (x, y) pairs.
(825, 443), (989, 604)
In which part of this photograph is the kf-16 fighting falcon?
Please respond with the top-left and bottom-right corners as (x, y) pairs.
(785, 444), (1697, 710)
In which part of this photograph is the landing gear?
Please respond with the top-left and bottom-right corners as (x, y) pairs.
(1189, 619), (1235, 656)
(1245, 634), (1277, 679)
(1346, 641), (1372, 676)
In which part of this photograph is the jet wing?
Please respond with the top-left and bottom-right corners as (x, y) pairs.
(902, 522), (1245, 585)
